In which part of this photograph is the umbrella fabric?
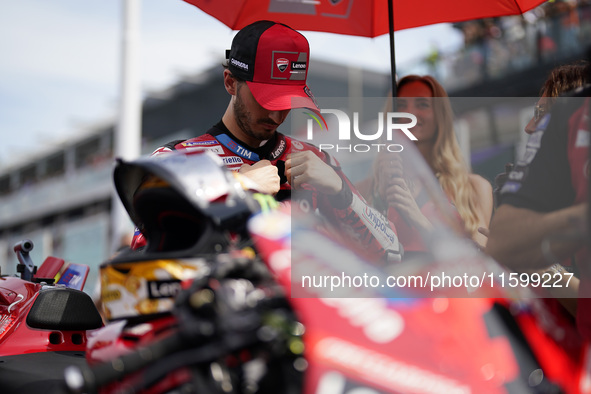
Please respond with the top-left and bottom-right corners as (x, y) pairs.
(182, 0), (548, 101)
(182, 0), (547, 38)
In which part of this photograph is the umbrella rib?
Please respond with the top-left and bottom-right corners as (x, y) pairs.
(231, 2), (249, 30)
(513, 0), (525, 15)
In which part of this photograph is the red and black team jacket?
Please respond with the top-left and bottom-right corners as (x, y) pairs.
(132, 121), (402, 263)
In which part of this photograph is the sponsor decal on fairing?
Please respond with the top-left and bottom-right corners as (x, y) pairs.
(313, 338), (471, 394)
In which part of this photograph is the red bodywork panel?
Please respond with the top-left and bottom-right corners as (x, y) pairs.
(0, 276), (92, 356)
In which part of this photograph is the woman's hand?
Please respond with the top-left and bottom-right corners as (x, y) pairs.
(385, 177), (432, 233)
(373, 154), (404, 201)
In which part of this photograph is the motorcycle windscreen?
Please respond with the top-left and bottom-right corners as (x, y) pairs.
(113, 150), (246, 231)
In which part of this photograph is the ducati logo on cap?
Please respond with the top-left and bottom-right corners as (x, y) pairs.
(276, 58), (289, 72)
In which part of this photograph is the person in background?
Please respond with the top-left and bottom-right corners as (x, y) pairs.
(487, 80), (590, 337)
(359, 75), (493, 250)
(492, 61), (591, 210)
(525, 61), (590, 136)
(486, 61), (590, 320)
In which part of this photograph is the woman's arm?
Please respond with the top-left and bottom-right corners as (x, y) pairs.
(469, 174), (493, 248)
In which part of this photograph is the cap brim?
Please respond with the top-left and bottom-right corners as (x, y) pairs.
(246, 81), (320, 114)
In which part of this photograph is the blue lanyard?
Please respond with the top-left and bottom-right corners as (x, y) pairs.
(215, 134), (260, 161)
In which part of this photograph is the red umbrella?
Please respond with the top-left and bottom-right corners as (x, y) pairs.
(182, 0), (548, 97)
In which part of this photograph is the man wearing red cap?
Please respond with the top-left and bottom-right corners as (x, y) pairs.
(137, 21), (401, 262)
(153, 20), (335, 199)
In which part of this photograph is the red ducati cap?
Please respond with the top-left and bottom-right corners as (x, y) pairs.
(227, 20), (320, 113)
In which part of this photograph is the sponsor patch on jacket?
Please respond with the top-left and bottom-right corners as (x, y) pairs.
(215, 134), (260, 161)
(182, 140), (219, 146)
(184, 145), (224, 154)
(500, 181), (522, 194)
(517, 147), (538, 166)
(223, 156), (244, 165)
(526, 130), (544, 149)
(270, 136), (287, 160)
(535, 113), (551, 132)
(291, 140), (304, 150)
(507, 169), (526, 181)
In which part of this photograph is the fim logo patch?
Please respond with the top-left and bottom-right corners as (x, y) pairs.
(276, 58), (289, 72)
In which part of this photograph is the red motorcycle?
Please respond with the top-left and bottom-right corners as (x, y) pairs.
(63, 149), (588, 394)
(0, 239), (103, 393)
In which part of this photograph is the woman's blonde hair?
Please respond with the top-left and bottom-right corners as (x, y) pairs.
(397, 75), (483, 237)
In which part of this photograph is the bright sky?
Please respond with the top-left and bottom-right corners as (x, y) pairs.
(0, 0), (462, 167)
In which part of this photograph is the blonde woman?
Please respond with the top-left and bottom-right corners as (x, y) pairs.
(364, 75), (493, 250)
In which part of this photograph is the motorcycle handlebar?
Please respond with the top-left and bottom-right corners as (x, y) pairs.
(63, 321), (263, 393)
(64, 332), (185, 394)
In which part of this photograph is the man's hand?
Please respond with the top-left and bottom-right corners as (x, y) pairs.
(238, 160), (280, 196)
(285, 151), (342, 195)
(486, 203), (587, 271)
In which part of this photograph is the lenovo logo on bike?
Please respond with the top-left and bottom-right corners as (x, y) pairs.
(305, 109), (418, 153)
(148, 280), (182, 299)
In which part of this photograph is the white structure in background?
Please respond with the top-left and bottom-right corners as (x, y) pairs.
(112, 0), (142, 254)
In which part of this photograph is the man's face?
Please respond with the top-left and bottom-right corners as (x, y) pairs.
(233, 81), (290, 146)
